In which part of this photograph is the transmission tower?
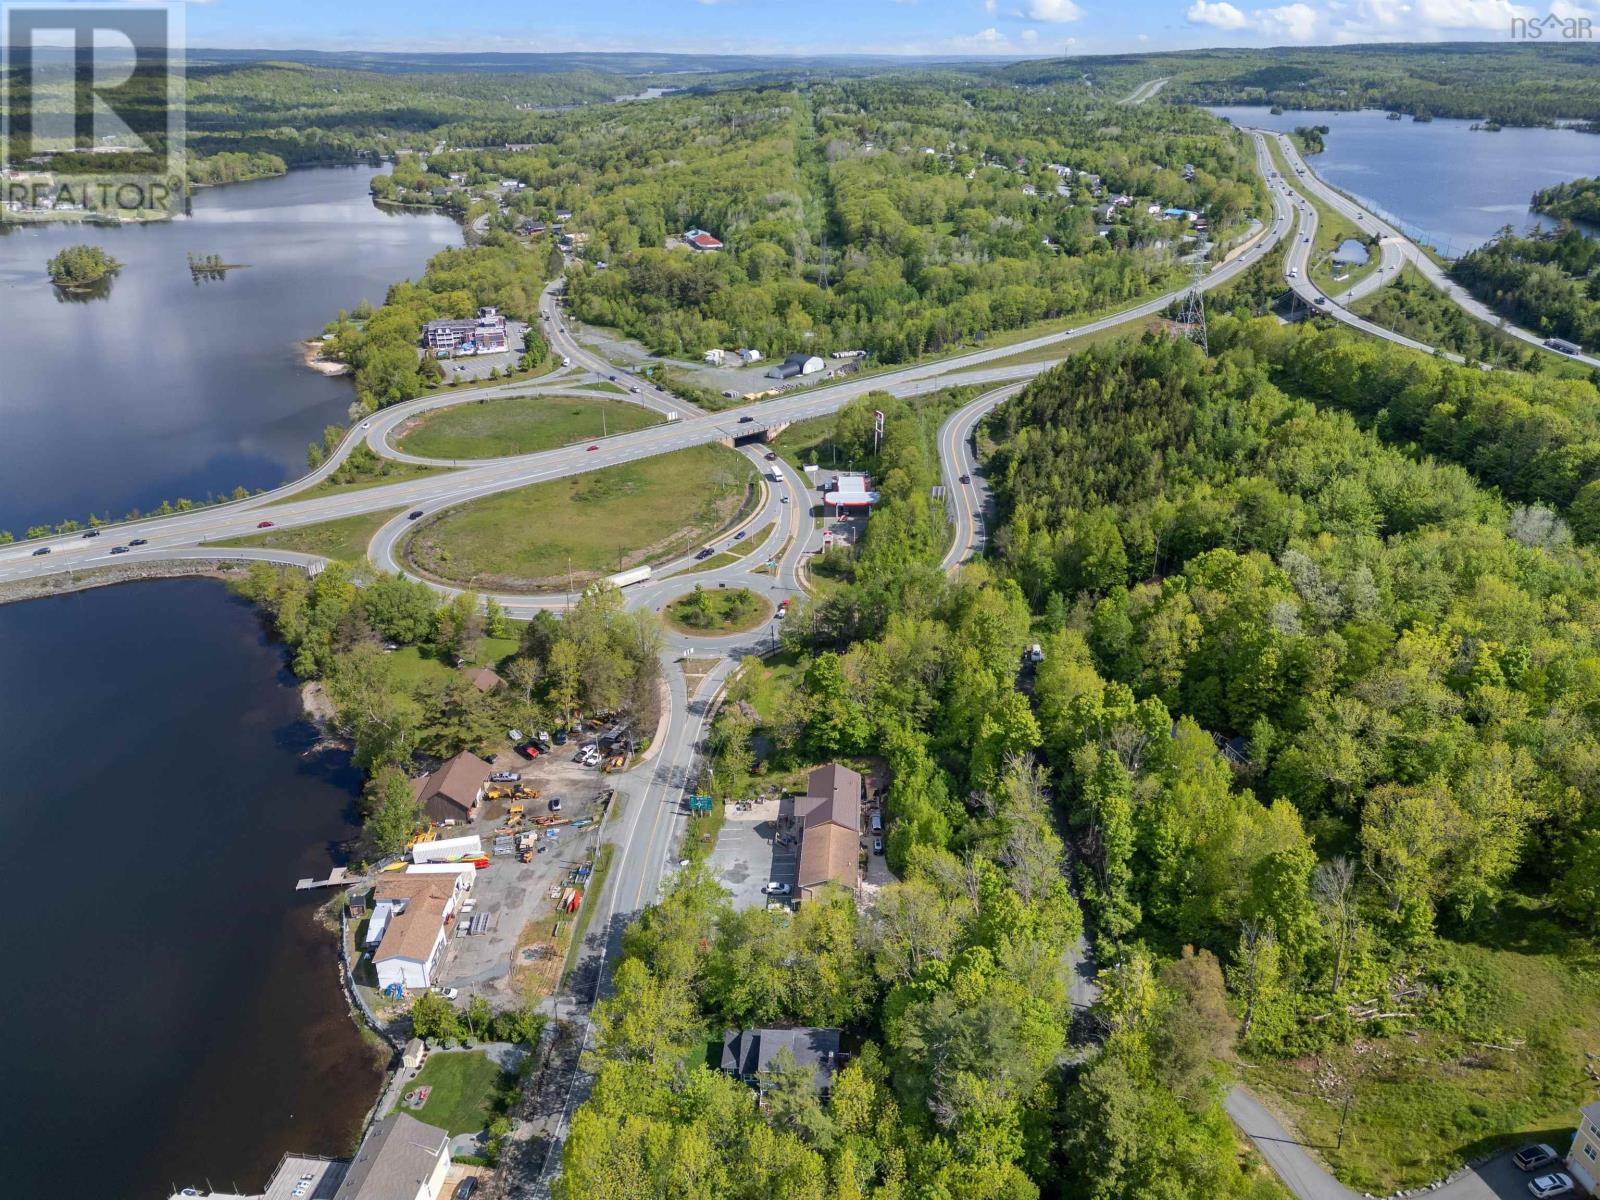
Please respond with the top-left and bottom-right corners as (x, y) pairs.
(1177, 285), (1208, 354)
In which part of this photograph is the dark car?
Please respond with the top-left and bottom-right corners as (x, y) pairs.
(110, 545), (130, 555)
(608, 374), (617, 381)
(548, 797), (563, 813)
(764, 452), (777, 460)
(694, 547), (714, 560)
(408, 510), (425, 520)
(454, 1179), (478, 1200)
(734, 531), (746, 541)
(959, 473), (971, 484)
(1514, 1146), (1559, 1172)
(82, 529), (101, 538)
(552, 729), (569, 746)
(31, 546), (51, 556)
(129, 538), (148, 546)
(738, 415), (754, 423)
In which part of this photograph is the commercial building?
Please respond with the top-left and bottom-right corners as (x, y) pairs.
(794, 763), (863, 900)
(367, 874), (459, 993)
(410, 752), (492, 824)
(767, 352), (824, 380)
(822, 473), (879, 511)
(721, 1027), (843, 1094)
(421, 307), (508, 357)
(684, 227), (724, 251)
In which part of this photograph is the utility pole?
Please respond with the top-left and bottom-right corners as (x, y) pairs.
(1336, 1082), (1355, 1150)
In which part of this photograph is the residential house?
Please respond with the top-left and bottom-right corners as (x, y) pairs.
(518, 218), (547, 236)
(555, 207), (573, 221)
(1567, 1100), (1600, 1195)
(367, 874), (459, 992)
(446, 171), (467, 184)
(767, 352), (824, 381)
(721, 1027), (843, 1095)
(504, 142), (535, 152)
(410, 751), (492, 823)
(684, 228), (724, 252)
(462, 666), (503, 693)
(794, 762), (863, 899)
(335, 1112), (451, 1200)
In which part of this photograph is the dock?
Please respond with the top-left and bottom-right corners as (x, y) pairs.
(295, 866), (360, 891)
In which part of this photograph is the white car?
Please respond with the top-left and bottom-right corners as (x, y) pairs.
(434, 987), (460, 1001)
(762, 882), (792, 895)
(1529, 1174), (1574, 1199)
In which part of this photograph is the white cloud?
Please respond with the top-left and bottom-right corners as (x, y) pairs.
(1021, 27), (1040, 40)
(1137, 30), (1152, 38)
(1023, 0), (1086, 20)
(1186, 0), (1250, 25)
(1257, 1), (1321, 36)
(1413, 0), (1532, 25)
(984, 0), (999, 11)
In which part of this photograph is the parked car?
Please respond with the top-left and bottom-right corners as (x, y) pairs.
(1515, 1146), (1559, 1172)
(490, 771), (522, 783)
(553, 729), (569, 745)
(32, 546), (51, 556)
(762, 882), (792, 895)
(435, 987), (460, 1000)
(454, 1179), (477, 1200)
(516, 743), (541, 760)
(408, 510), (424, 520)
(1528, 1174), (1574, 1199)
(549, 797), (562, 812)
(873, 837), (884, 855)
(256, 520), (274, 528)
(130, 537), (148, 546)
(110, 545), (130, 555)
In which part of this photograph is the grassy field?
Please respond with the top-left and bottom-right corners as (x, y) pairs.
(395, 395), (661, 460)
(1264, 136), (1381, 297)
(404, 444), (758, 592)
(380, 636), (519, 689)
(1250, 900), (1600, 1193)
(405, 1051), (514, 1136)
(217, 510), (397, 564)
(664, 586), (774, 634)
(269, 459), (445, 505)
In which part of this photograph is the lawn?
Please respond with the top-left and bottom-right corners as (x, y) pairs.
(270, 459), (445, 505)
(406, 1050), (514, 1136)
(404, 444), (759, 592)
(664, 585), (774, 634)
(217, 510), (397, 564)
(670, 523), (777, 576)
(383, 637), (522, 689)
(395, 395), (661, 460)
(1249, 899), (1600, 1193)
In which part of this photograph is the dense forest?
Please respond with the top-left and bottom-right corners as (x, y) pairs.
(369, 77), (1262, 363)
(1350, 268), (1554, 371)
(1451, 226), (1600, 352)
(1006, 43), (1600, 128)
(1534, 177), (1600, 225)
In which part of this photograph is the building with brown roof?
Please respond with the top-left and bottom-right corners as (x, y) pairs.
(794, 763), (863, 900)
(462, 666), (503, 693)
(410, 751), (491, 824)
(369, 874), (458, 992)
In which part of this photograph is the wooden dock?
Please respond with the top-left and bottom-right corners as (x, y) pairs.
(295, 866), (360, 891)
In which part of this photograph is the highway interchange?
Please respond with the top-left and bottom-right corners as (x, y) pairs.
(4, 116), (1583, 1195)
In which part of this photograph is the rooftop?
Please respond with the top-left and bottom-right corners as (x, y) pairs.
(334, 1113), (448, 1200)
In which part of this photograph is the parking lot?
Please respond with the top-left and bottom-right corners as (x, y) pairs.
(431, 744), (617, 1005)
(708, 796), (798, 912)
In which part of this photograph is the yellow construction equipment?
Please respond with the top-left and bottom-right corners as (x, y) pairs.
(508, 803), (525, 816)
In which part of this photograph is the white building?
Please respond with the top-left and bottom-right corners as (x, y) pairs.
(704, 347), (726, 365)
(739, 347), (763, 364)
(368, 875), (458, 993)
(411, 834), (482, 864)
(823, 473), (879, 510)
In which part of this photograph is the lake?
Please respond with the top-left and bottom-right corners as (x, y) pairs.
(0, 579), (385, 1200)
(1207, 106), (1600, 255)
(0, 166), (459, 535)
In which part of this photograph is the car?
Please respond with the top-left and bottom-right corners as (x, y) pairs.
(959, 473), (971, 484)
(110, 545), (130, 555)
(408, 510), (424, 520)
(516, 742), (541, 759)
(780, 495), (789, 503)
(82, 529), (100, 538)
(629, 385), (640, 393)
(1315, 296), (1327, 306)
(762, 882), (792, 895)
(764, 452), (777, 460)
(361, 420), (371, 428)
(256, 520), (274, 529)
(608, 374), (617, 381)
(490, 771), (522, 783)
(129, 538), (148, 546)
(587, 444), (599, 451)
(873, 837), (884, 855)
(775, 606), (786, 620)
(694, 547), (714, 560)
(734, 531), (746, 541)
(1515, 1146), (1559, 1172)
(548, 797), (562, 812)
(1528, 1174), (1574, 1198)
(737, 415), (756, 424)
(1303, 236), (1310, 243)
(553, 729), (569, 745)
(454, 1179), (478, 1200)
(32, 546), (51, 556)
(435, 987), (459, 1000)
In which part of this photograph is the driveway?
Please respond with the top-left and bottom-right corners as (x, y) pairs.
(706, 797), (797, 911)
(1226, 1087), (1539, 1200)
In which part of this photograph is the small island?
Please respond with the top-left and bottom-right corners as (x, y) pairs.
(46, 244), (122, 289)
(1533, 176), (1600, 225)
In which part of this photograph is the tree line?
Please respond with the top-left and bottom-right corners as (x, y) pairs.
(1451, 225), (1600, 353)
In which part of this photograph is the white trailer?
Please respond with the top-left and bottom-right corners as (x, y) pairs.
(605, 565), (652, 589)
(412, 834), (483, 864)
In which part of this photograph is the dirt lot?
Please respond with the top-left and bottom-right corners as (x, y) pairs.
(431, 744), (617, 1009)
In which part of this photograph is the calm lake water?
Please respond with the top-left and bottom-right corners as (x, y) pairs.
(0, 579), (384, 1200)
(0, 166), (458, 534)
(1208, 106), (1600, 254)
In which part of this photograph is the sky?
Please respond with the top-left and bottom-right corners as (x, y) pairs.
(161, 0), (1596, 58)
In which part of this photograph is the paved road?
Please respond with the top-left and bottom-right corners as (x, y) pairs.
(1267, 130), (1600, 370)
(1121, 77), (1169, 105)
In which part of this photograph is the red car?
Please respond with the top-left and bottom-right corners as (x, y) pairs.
(256, 520), (274, 528)
(587, 444), (599, 451)
(516, 742), (542, 759)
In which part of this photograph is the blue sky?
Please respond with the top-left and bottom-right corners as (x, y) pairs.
(176, 0), (1581, 57)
